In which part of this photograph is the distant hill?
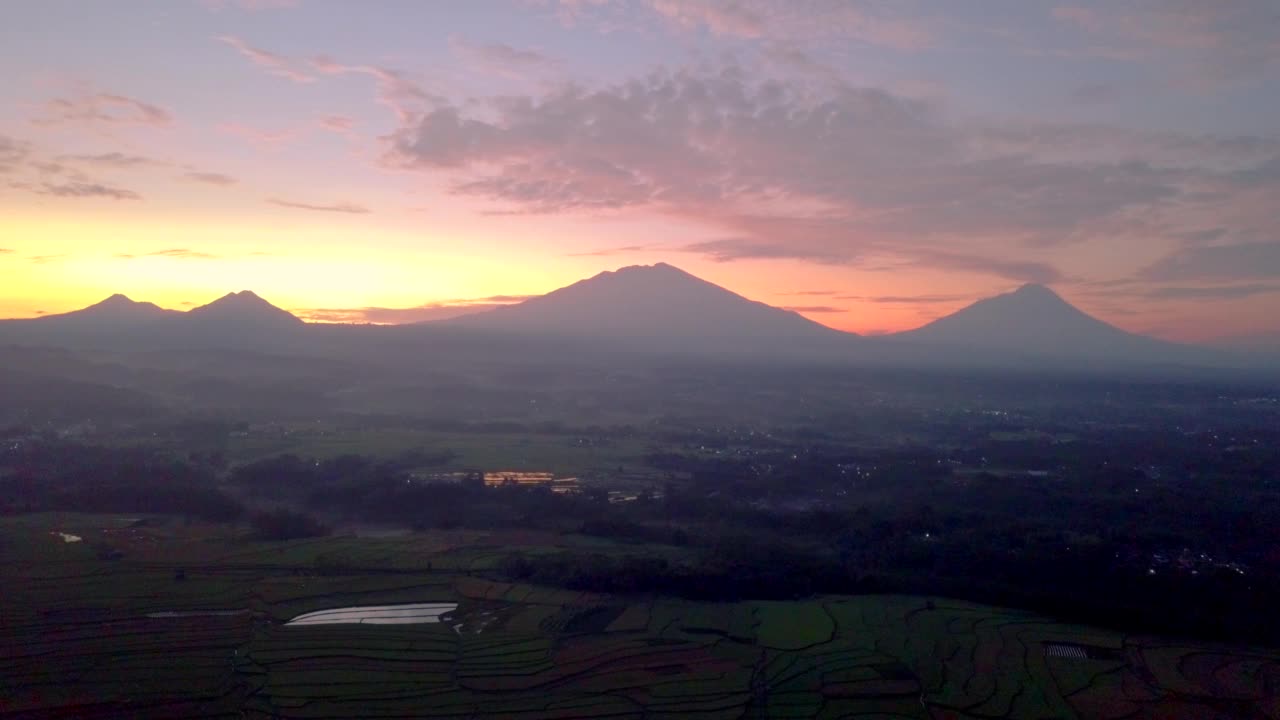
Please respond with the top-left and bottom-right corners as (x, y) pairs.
(1212, 332), (1280, 359)
(883, 283), (1212, 367)
(0, 291), (303, 349)
(448, 263), (856, 356)
(33, 294), (178, 328)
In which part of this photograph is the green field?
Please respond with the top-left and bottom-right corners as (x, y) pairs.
(223, 427), (654, 477)
(3, 512), (1277, 719)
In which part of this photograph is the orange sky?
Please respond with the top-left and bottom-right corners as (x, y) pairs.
(3, 1), (1278, 343)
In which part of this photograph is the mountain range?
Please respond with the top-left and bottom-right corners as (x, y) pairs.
(0, 264), (1260, 372)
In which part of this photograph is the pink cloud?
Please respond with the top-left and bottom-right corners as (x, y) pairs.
(648, 0), (765, 37)
(267, 197), (370, 214)
(184, 171), (237, 186)
(297, 295), (532, 324)
(217, 122), (304, 148)
(217, 35), (314, 83)
(59, 152), (165, 168)
(647, 0), (934, 50)
(309, 55), (434, 122)
(318, 115), (355, 132)
(34, 181), (141, 200)
(448, 37), (560, 78)
(1051, 1), (1280, 84)
(382, 63), (1280, 286)
(35, 92), (172, 127)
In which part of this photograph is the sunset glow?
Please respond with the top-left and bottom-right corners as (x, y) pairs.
(2, 1), (1278, 342)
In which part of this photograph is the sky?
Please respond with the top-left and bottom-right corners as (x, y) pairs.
(1, 0), (1278, 341)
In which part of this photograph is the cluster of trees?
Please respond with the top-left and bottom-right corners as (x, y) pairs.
(5, 434), (1277, 646)
(221, 447), (1280, 644)
(0, 440), (243, 522)
(250, 508), (330, 540)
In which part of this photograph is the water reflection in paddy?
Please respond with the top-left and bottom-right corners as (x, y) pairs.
(147, 610), (251, 618)
(285, 602), (457, 626)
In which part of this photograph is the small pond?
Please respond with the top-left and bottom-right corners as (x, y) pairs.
(285, 602), (458, 626)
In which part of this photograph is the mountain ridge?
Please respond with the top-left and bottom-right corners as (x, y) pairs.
(0, 266), (1257, 370)
(36, 293), (177, 322)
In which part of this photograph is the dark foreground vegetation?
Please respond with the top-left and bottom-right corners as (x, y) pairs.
(2, 359), (1278, 719)
(5, 398), (1277, 647)
(10, 510), (1278, 719)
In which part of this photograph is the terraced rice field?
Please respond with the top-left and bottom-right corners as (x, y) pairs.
(2, 512), (1278, 719)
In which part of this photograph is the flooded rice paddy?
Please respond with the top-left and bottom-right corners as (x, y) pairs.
(285, 602), (457, 626)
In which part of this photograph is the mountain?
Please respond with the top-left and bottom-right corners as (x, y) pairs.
(885, 283), (1208, 366)
(0, 291), (302, 350)
(0, 272), (1257, 373)
(0, 293), (178, 345)
(447, 263), (857, 356)
(186, 291), (303, 330)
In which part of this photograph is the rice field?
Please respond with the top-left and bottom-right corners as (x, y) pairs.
(2, 512), (1278, 719)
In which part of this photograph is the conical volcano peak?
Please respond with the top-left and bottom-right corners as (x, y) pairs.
(451, 261), (851, 347)
(1006, 283), (1070, 305)
(1013, 283), (1056, 297)
(189, 291), (302, 325)
(27, 293), (174, 324)
(608, 262), (695, 279)
(576, 262), (716, 296)
(895, 280), (1188, 362)
(80, 294), (167, 315)
(210, 290), (267, 305)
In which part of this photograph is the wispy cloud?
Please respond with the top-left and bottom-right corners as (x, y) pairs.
(780, 305), (846, 314)
(144, 248), (218, 260)
(1144, 283), (1280, 300)
(267, 197), (370, 214)
(27, 255), (67, 264)
(35, 181), (141, 200)
(911, 251), (1063, 285)
(36, 92), (172, 127)
(217, 35), (314, 83)
(318, 115), (355, 133)
(449, 37), (559, 77)
(566, 244), (662, 257)
(1139, 242), (1280, 282)
(309, 55), (435, 122)
(840, 293), (971, 305)
(298, 294), (533, 324)
(58, 152), (165, 168)
(645, 0), (934, 49)
(1051, 2), (1280, 85)
(115, 248), (260, 261)
(183, 171), (237, 186)
(218, 122), (303, 148)
(680, 239), (854, 265)
(1, 135), (33, 171)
